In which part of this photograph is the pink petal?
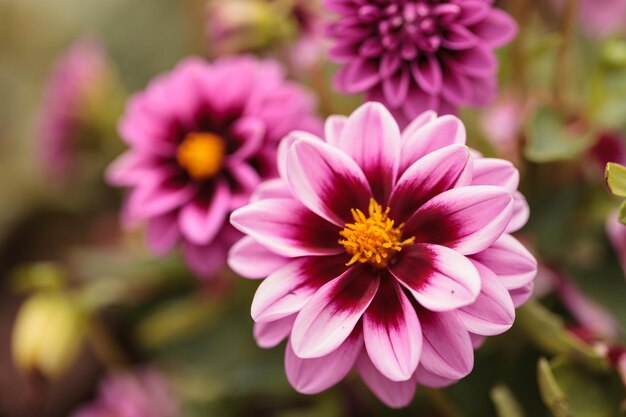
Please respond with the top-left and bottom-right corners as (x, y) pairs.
(510, 281), (534, 308)
(230, 198), (342, 257)
(363, 277), (422, 381)
(334, 58), (381, 93)
(226, 117), (266, 165)
(471, 158), (519, 191)
(356, 353), (417, 408)
(418, 310), (473, 379)
(406, 186), (514, 255)
(179, 181), (230, 245)
(183, 240), (227, 278)
(126, 178), (196, 221)
(401, 110), (438, 144)
(382, 69), (410, 108)
(458, 1), (491, 26)
(441, 69), (473, 105)
(105, 151), (158, 187)
(338, 102), (401, 202)
(285, 332), (362, 394)
(443, 46), (497, 78)
(250, 178), (292, 202)
(252, 255), (348, 322)
(254, 315), (296, 348)
(457, 260), (515, 336)
(411, 55), (443, 95)
(277, 131), (323, 181)
(227, 236), (289, 279)
(414, 365), (456, 388)
(390, 244), (481, 311)
(471, 9), (518, 48)
(400, 115), (466, 172)
(442, 24), (478, 50)
(146, 212), (180, 255)
(507, 192), (530, 233)
(286, 139), (372, 226)
(324, 115), (348, 146)
(389, 144), (473, 223)
(291, 265), (380, 358)
(470, 234), (537, 289)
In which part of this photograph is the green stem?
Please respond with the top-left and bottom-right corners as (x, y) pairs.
(425, 389), (466, 417)
(85, 315), (128, 370)
(554, 0), (579, 113)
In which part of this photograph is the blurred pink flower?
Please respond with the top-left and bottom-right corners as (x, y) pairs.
(325, 0), (517, 126)
(607, 211), (626, 278)
(229, 103), (536, 407)
(479, 94), (524, 158)
(72, 369), (178, 417)
(38, 38), (109, 181)
(553, 0), (626, 39)
(106, 56), (321, 278)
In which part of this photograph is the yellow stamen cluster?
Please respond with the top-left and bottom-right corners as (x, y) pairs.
(339, 198), (415, 268)
(176, 132), (226, 180)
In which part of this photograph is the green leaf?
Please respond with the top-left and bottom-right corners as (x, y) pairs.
(516, 301), (608, 370)
(524, 106), (592, 163)
(491, 385), (526, 417)
(606, 162), (626, 198)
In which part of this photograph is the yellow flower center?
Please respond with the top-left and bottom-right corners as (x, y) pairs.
(339, 198), (415, 268)
(176, 132), (226, 180)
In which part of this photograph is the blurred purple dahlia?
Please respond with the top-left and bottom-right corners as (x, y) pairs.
(72, 369), (178, 417)
(106, 56), (321, 278)
(38, 38), (109, 181)
(229, 102), (536, 407)
(325, 0), (518, 125)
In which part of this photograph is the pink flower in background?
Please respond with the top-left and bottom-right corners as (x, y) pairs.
(72, 369), (178, 417)
(38, 38), (109, 181)
(607, 211), (626, 278)
(106, 56), (321, 278)
(479, 93), (524, 159)
(325, 0), (517, 126)
(553, 0), (626, 39)
(229, 103), (536, 407)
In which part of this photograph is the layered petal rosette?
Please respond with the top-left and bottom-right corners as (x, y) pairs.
(107, 56), (322, 277)
(229, 102), (536, 407)
(325, 0), (518, 125)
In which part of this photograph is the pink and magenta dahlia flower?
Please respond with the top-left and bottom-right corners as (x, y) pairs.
(38, 38), (109, 181)
(106, 56), (322, 278)
(229, 102), (536, 407)
(71, 369), (178, 417)
(325, 0), (518, 124)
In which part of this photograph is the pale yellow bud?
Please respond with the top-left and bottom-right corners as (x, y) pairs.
(12, 292), (85, 379)
(206, 0), (296, 55)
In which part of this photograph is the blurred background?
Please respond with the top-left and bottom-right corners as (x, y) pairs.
(2, 0), (626, 416)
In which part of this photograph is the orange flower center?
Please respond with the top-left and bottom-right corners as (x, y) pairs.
(339, 199), (415, 268)
(176, 132), (226, 180)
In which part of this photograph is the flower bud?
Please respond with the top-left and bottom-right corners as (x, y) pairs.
(12, 292), (85, 379)
(205, 0), (294, 56)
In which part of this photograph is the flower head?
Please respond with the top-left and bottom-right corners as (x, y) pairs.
(229, 102), (536, 407)
(325, 0), (518, 125)
(106, 56), (322, 278)
(38, 38), (110, 181)
(206, 0), (324, 69)
(71, 369), (178, 417)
